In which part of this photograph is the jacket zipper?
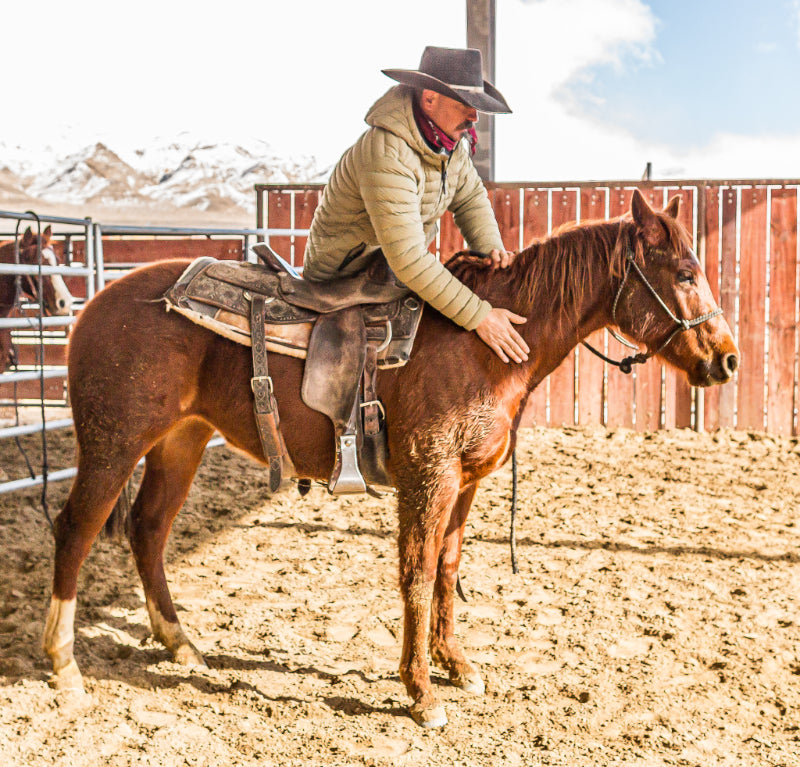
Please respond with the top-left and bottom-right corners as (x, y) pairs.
(438, 156), (450, 205)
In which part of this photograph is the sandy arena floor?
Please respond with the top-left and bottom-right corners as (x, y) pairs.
(1, 425), (800, 766)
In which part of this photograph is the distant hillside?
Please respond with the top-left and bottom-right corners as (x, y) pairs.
(0, 134), (329, 224)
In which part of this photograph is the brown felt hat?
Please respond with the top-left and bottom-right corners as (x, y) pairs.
(382, 46), (512, 114)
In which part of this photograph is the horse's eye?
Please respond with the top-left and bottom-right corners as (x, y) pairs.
(677, 270), (695, 284)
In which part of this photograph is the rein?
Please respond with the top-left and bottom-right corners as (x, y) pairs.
(581, 248), (722, 374)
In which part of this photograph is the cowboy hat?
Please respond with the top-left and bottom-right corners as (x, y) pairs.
(382, 46), (511, 114)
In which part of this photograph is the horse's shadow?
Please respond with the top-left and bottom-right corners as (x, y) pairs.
(259, 519), (394, 540)
(4, 607), (405, 719)
(91, 637), (405, 719)
(486, 535), (800, 564)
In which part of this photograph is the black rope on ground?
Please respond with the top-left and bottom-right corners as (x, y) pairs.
(510, 448), (519, 575)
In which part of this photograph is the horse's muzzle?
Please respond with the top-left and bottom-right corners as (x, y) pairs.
(692, 348), (739, 386)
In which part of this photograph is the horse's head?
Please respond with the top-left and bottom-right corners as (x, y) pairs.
(16, 226), (75, 316)
(612, 189), (738, 387)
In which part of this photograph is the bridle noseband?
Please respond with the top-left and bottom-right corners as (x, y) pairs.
(582, 248), (723, 374)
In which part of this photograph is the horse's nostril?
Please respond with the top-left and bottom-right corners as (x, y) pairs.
(723, 353), (738, 375)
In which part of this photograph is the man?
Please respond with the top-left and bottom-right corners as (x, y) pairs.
(303, 46), (529, 365)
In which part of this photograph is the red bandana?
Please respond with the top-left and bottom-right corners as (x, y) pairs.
(413, 99), (478, 156)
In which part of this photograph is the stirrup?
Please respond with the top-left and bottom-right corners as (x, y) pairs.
(328, 433), (366, 495)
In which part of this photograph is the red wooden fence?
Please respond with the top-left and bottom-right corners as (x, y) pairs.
(4, 182), (798, 435)
(256, 181), (800, 434)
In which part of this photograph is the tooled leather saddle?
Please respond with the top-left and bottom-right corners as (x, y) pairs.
(163, 245), (424, 495)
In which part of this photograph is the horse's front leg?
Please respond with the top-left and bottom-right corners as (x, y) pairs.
(397, 469), (461, 729)
(429, 482), (484, 695)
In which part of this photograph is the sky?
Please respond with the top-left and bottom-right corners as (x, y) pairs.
(4, 0), (800, 182)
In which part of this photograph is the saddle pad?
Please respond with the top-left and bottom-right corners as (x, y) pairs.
(163, 258), (424, 367)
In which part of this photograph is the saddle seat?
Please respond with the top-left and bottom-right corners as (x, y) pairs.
(163, 245), (425, 495)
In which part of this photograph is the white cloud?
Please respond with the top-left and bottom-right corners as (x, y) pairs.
(496, 0), (659, 180)
(494, 0), (800, 181)
(4, 0), (800, 185)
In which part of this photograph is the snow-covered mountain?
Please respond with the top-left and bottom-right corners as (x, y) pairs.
(0, 134), (330, 217)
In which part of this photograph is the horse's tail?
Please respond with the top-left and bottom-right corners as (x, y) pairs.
(101, 479), (134, 542)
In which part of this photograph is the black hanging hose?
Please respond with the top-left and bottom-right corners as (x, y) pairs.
(13, 212), (54, 533)
(510, 448), (519, 574)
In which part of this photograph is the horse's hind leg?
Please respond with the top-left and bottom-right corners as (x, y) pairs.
(44, 455), (141, 693)
(429, 483), (485, 695)
(128, 418), (214, 666)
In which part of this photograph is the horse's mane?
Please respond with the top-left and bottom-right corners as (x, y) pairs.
(446, 210), (692, 325)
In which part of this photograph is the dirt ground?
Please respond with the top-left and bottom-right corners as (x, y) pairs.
(1, 423), (800, 766)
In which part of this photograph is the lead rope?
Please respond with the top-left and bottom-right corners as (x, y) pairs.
(510, 448), (519, 574)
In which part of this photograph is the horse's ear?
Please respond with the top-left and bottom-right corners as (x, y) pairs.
(664, 195), (681, 220)
(42, 225), (52, 246)
(631, 189), (666, 248)
(21, 227), (34, 246)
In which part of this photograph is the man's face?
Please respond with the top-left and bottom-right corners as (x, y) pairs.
(420, 89), (479, 141)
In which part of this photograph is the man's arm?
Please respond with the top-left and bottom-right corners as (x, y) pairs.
(449, 159), (528, 361)
(359, 139), (493, 330)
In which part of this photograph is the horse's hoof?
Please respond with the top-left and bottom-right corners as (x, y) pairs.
(48, 658), (85, 695)
(452, 671), (485, 696)
(173, 643), (207, 667)
(409, 703), (448, 729)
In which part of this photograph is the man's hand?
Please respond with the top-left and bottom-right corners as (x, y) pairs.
(475, 308), (529, 364)
(487, 249), (516, 269)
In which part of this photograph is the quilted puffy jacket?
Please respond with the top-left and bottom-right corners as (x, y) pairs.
(302, 85), (504, 330)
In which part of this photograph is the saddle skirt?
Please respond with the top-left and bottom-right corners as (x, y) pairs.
(163, 256), (424, 368)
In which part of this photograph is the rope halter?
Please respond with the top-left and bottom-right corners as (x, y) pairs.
(583, 247), (723, 374)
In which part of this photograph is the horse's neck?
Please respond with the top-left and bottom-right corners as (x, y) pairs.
(518, 224), (617, 336)
(496, 223), (620, 386)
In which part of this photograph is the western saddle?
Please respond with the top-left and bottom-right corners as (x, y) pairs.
(163, 245), (424, 495)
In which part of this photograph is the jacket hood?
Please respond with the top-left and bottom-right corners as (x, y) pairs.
(365, 85), (456, 161)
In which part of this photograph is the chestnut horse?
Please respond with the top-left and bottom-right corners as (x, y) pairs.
(43, 190), (738, 727)
(0, 226), (75, 369)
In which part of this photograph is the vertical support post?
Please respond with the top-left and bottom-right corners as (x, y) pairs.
(467, 0), (496, 183)
(695, 184), (707, 432)
(93, 224), (105, 293)
(256, 185), (265, 243)
(84, 219), (95, 300)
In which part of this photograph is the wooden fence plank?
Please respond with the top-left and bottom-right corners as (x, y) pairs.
(636, 188), (668, 431)
(0, 378), (64, 401)
(492, 188), (521, 252)
(547, 190), (578, 427)
(518, 189), (549, 426)
(71, 238), (243, 264)
(718, 187), (739, 428)
(577, 187), (606, 426)
(737, 186), (768, 430)
(665, 187), (696, 429)
(605, 187), (635, 428)
(767, 187), (798, 436)
(633, 188), (673, 430)
(438, 212), (464, 261)
(702, 185), (722, 431)
(291, 190), (319, 269)
(267, 190), (293, 261)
